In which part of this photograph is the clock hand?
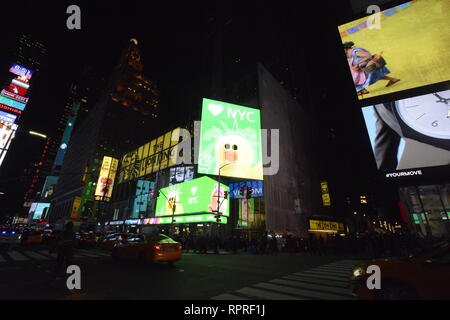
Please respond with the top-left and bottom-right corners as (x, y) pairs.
(433, 93), (450, 105)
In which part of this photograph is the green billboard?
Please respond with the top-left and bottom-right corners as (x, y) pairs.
(198, 98), (263, 180)
(155, 176), (229, 217)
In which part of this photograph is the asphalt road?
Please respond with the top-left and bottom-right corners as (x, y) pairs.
(0, 245), (361, 300)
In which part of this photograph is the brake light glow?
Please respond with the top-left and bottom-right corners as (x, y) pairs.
(154, 245), (161, 250)
(178, 245), (182, 250)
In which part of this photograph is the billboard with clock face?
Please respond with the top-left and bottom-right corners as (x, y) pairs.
(361, 89), (450, 174)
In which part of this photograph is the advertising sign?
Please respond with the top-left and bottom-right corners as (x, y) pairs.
(0, 121), (18, 149)
(1, 90), (29, 103)
(41, 176), (58, 199)
(155, 176), (229, 217)
(0, 111), (17, 124)
(320, 181), (331, 207)
(361, 90), (450, 174)
(142, 214), (228, 225)
(0, 104), (22, 115)
(169, 166), (194, 186)
(118, 128), (183, 183)
(9, 64), (33, 79)
(229, 180), (264, 199)
(309, 220), (344, 232)
(70, 197), (82, 220)
(198, 98), (263, 180)
(338, 0), (450, 101)
(0, 95), (27, 111)
(31, 203), (50, 220)
(132, 180), (155, 218)
(9, 78), (29, 96)
(238, 198), (254, 228)
(94, 156), (119, 201)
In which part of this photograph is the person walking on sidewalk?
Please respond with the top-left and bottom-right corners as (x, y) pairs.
(51, 221), (75, 280)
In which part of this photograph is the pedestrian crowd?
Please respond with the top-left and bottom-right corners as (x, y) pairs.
(172, 231), (445, 259)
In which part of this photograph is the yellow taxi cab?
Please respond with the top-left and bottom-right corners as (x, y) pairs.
(112, 233), (182, 265)
(350, 241), (450, 300)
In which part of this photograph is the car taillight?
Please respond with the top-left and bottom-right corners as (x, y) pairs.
(154, 245), (161, 250)
(178, 245), (182, 250)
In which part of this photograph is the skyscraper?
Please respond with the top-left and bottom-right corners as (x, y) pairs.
(48, 39), (160, 228)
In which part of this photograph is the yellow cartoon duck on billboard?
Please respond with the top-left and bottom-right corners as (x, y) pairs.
(213, 132), (263, 179)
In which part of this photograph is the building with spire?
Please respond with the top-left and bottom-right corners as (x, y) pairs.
(47, 39), (160, 228)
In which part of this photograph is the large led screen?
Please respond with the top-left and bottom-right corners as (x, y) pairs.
(94, 156), (119, 201)
(9, 64), (33, 80)
(0, 121), (18, 166)
(198, 98), (263, 180)
(338, 0), (450, 100)
(362, 89), (450, 173)
(118, 128), (182, 183)
(155, 176), (229, 217)
(29, 202), (50, 220)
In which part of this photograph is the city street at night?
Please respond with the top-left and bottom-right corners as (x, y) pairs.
(1, 246), (357, 300)
(0, 0), (449, 310)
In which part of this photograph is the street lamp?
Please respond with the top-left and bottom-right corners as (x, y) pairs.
(216, 162), (235, 216)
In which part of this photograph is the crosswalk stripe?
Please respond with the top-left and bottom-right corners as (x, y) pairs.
(211, 293), (250, 300)
(253, 282), (347, 300)
(24, 251), (51, 260)
(326, 263), (359, 267)
(310, 267), (351, 275)
(318, 264), (354, 268)
(38, 250), (55, 257)
(292, 272), (349, 282)
(236, 287), (302, 300)
(78, 250), (109, 257)
(8, 251), (30, 261)
(303, 270), (349, 279)
(283, 275), (349, 288)
(313, 265), (352, 270)
(75, 251), (101, 258)
(269, 279), (353, 297)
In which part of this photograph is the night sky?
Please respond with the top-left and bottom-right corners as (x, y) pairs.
(0, 0), (390, 217)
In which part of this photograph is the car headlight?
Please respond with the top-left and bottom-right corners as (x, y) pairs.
(353, 267), (365, 278)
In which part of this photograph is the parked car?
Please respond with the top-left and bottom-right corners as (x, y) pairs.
(112, 233), (182, 265)
(351, 241), (450, 300)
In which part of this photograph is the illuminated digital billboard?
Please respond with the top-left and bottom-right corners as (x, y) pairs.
(9, 64), (33, 80)
(0, 104), (22, 115)
(29, 202), (50, 220)
(0, 94), (27, 111)
(0, 111), (17, 124)
(155, 176), (229, 217)
(118, 128), (183, 183)
(132, 180), (155, 218)
(169, 166), (194, 186)
(198, 98), (263, 180)
(361, 90), (450, 175)
(0, 121), (18, 166)
(94, 156), (119, 201)
(338, 0), (450, 100)
(9, 78), (29, 96)
(229, 180), (264, 199)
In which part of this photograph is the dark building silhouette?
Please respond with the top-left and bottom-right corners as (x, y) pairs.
(48, 39), (160, 227)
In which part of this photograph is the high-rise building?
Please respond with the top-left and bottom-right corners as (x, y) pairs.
(14, 34), (47, 74)
(48, 39), (160, 228)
